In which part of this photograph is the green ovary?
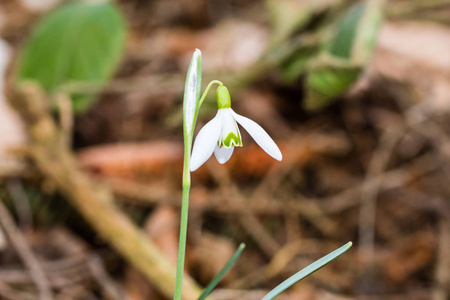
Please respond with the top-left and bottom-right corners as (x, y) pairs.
(219, 132), (242, 148)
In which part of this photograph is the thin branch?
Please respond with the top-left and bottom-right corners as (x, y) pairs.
(0, 200), (53, 300)
(11, 83), (206, 300)
(87, 255), (126, 300)
(0, 279), (36, 300)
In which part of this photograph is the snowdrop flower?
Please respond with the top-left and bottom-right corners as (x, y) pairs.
(190, 86), (282, 172)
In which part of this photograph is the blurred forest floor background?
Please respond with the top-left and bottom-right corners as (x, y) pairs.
(0, 0), (450, 299)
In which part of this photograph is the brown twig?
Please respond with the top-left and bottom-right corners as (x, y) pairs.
(10, 82), (207, 300)
(106, 152), (438, 217)
(432, 214), (450, 300)
(358, 128), (402, 269)
(87, 255), (126, 300)
(319, 153), (439, 213)
(229, 239), (345, 289)
(207, 162), (281, 258)
(0, 279), (36, 300)
(387, 0), (450, 19)
(0, 200), (53, 300)
(0, 255), (91, 288)
(6, 179), (33, 229)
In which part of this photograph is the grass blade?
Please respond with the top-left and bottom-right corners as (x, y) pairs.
(198, 243), (246, 300)
(262, 242), (352, 300)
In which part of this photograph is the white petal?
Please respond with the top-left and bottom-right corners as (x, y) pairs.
(190, 111), (223, 172)
(231, 109), (282, 161)
(214, 145), (234, 164)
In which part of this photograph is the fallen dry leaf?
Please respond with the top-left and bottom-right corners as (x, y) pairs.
(77, 141), (183, 181)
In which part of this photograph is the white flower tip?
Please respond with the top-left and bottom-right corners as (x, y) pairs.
(273, 150), (283, 161)
(190, 161), (200, 172)
(214, 146), (234, 164)
(190, 152), (206, 172)
(230, 110), (283, 163)
(265, 145), (282, 161)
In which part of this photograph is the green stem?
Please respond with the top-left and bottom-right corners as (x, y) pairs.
(174, 79), (222, 300)
(174, 140), (192, 300)
(199, 80), (223, 107)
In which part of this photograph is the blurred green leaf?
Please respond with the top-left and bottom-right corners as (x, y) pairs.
(304, 55), (361, 111)
(352, 0), (387, 64)
(280, 44), (319, 84)
(328, 3), (365, 59)
(16, 0), (126, 112)
(303, 0), (386, 111)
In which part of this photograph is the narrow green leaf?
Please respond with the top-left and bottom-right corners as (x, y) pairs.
(262, 242), (352, 300)
(198, 243), (246, 300)
(16, 0), (126, 112)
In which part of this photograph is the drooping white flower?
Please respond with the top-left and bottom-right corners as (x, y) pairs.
(190, 86), (282, 172)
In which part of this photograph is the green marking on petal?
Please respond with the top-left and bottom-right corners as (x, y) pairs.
(223, 132), (242, 148)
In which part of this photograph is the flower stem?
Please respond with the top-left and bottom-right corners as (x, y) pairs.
(199, 80), (223, 107)
(174, 78), (222, 300)
(174, 138), (192, 300)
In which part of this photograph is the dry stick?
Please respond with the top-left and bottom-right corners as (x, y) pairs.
(11, 83), (205, 300)
(403, 106), (450, 300)
(207, 162), (281, 258)
(105, 152), (438, 217)
(433, 218), (450, 300)
(0, 279), (36, 300)
(249, 137), (339, 237)
(87, 255), (125, 300)
(229, 239), (344, 289)
(55, 93), (74, 148)
(386, 0), (450, 19)
(358, 128), (402, 269)
(211, 288), (307, 300)
(403, 117), (450, 300)
(214, 288), (431, 300)
(357, 104), (448, 293)
(0, 255), (90, 288)
(202, 135), (337, 257)
(6, 179), (33, 229)
(0, 200), (53, 300)
(248, 141), (302, 243)
(319, 153), (439, 214)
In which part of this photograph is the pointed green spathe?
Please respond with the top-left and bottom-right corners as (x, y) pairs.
(183, 49), (202, 140)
